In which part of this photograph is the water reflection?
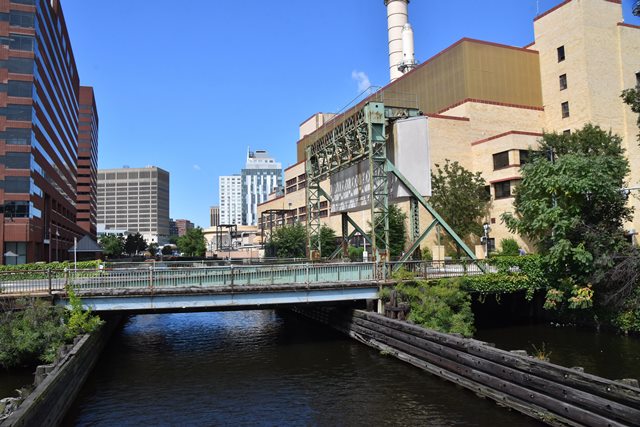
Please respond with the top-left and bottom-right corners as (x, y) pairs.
(64, 311), (543, 426)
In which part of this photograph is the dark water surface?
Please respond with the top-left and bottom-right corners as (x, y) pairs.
(63, 311), (544, 426)
(0, 366), (33, 399)
(475, 323), (640, 380)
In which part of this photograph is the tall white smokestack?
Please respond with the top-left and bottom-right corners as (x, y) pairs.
(401, 23), (416, 72)
(385, 0), (409, 82)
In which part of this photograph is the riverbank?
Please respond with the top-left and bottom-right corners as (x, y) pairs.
(0, 315), (121, 427)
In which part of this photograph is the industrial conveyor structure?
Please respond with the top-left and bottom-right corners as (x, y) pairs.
(305, 101), (479, 271)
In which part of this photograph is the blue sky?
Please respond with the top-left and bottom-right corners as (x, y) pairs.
(62, 0), (640, 227)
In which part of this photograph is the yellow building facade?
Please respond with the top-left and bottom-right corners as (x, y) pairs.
(259, 0), (640, 257)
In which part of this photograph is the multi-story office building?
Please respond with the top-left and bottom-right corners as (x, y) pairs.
(259, 0), (640, 255)
(76, 86), (98, 239)
(174, 219), (194, 237)
(241, 150), (282, 226)
(0, 0), (93, 264)
(97, 166), (170, 244)
(210, 205), (219, 227)
(219, 175), (242, 225)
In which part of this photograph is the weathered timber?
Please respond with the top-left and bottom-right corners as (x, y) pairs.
(294, 308), (640, 427)
(350, 316), (640, 426)
(353, 310), (640, 409)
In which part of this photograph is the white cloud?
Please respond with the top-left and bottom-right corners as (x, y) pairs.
(351, 70), (371, 93)
(193, 164), (201, 171)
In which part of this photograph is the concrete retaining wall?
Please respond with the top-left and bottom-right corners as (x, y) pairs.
(295, 307), (640, 427)
(0, 315), (121, 427)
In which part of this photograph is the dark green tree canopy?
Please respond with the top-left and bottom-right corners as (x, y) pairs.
(621, 85), (640, 142)
(99, 234), (124, 258)
(502, 124), (633, 295)
(177, 227), (207, 257)
(429, 159), (490, 248)
(268, 223), (306, 258)
(125, 233), (147, 256)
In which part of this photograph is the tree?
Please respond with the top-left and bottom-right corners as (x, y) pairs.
(268, 223), (306, 258)
(502, 124), (633, 306)
(311, 225), (338, 257)
(621, 85), (640, 142)
(161, 245), (174, 256)
(125, 233), (147, 256)
(371, 205), (407, 258)
(177, 227), (206, 257)
(99, 234), (124, 258)
(429, 160), (490, 255)
(147, 242), (159, 256)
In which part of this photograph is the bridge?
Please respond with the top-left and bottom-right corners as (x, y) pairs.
(0, 261), (484, 313)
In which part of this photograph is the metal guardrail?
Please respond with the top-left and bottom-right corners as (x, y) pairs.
(0, 260), (486, 296)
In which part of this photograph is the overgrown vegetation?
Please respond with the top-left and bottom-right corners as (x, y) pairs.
(621, 84), (640, 143)
(0, 289), (102, 369)
(370, 205), (407, 258)
(382, 272), (475, 337)
(311, 225), (338, 257)
(497, 238), (520, 257)
(502, 125), (635, 313)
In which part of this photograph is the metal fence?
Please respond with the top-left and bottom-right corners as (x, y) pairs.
(0, 259), (487, 296)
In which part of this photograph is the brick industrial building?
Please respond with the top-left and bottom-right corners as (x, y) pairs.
(0, 0), (98, 264)
(258, 0), (640, 257)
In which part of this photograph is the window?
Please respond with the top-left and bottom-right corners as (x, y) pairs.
(2, 105), (31, 121)
(492, 151), (510, 170)
(559, 74), (567, 91)
(10, 0), (36, 5)
(3, 176), (30, 193)
(3, 152), (30, 169)
(636, 72), (640, 87)
(4, 201), (29, 218)
(557, 46), (565, 62)
(8, 80), (32, 97)
(519, 150), (530, 165)
(563, 129), (571, 136)
(0, 57), (34, 74)
(9, 11), (35, 28)
(494, 181), (512, 199)
(9, 34), (34, 51)
(561, 102), (570, 118)
(1, 128), (30, 145)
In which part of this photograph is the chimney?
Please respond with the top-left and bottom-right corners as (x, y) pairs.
(385, 0), (410, 82)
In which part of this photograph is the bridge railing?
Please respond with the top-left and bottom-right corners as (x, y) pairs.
(387, 259), (488, 279)
(0, 260), (488, 295)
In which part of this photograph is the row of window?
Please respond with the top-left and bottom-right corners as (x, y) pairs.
(0, 10), (35, 28)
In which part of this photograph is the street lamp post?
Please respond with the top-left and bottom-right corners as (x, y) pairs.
(55, 227), (59, 262)
(481, 222), (491, 259)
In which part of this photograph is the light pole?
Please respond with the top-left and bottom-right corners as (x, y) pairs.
(481, 222), (491, 259)
(55, 227), (59, 262)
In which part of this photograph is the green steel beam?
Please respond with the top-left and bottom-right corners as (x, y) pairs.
(394, 219), (437, 271)
(386, 159), (481, 266)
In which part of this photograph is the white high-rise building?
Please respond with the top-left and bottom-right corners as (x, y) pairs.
(219, 175), (242, 225)
(242, 150), (283, 226)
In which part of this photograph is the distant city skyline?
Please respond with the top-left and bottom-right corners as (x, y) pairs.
(62, 0), (640, 227)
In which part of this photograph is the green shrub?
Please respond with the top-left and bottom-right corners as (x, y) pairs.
(0, 299), (67, 368)
(499, 238), (520, 256)
(348, 246), (364, 262)
(386, 278), (475, 337)
(421, 246), (433, 261)
(65, 286), (103, 340)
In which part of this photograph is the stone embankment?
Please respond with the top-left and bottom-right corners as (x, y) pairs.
(0, 315), (121, 427)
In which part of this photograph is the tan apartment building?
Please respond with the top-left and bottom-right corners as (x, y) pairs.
(258, 0), (640, 257)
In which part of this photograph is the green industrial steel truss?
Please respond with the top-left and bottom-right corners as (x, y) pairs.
(305, 101), (479, 271)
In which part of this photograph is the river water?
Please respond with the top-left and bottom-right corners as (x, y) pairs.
(62, 311), (545, 426)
